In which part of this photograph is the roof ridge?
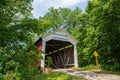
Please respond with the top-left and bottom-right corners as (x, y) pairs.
(42, 28), (78, 43)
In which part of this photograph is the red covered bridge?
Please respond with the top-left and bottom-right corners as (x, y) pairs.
(35, 29), (78, 69)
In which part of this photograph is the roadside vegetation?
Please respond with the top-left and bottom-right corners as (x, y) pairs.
(81, 64), (120, 75)
(34, 72), (85, 80)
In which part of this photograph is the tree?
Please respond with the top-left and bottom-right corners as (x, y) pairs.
(72, 13), (95, 66)
(72, 0), (120, 71)
(0, 0), (33, 28)
(0, 0), (45, 79)
(40, 7), (82, 33)
(86, 0), (120, 64)
(72, 0), (120, 72)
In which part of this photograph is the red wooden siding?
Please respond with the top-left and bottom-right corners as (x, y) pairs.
(37, 41), (42, 50)
(36, 40), (42, 67)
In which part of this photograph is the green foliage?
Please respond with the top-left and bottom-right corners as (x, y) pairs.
(0, 73), (4, 80)
(86, 0), (120, 65)
(72, 13), (95, 67)
(71, 0), (120, 72)
(101, 63), (120, 72)
(0, 0), (33, 28)
(0, 0), (45, 79)
(46, 56), (53, 68)
(4, 71), (16, 80)
(40, 7), (82, 33)
(0, 18), (43, 79)
(82, 64), (97, 70)
(15, 65), (34, 79)
(34, 72), (85, 80)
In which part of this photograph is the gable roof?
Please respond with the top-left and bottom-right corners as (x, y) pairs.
(42, 28), (78, 43)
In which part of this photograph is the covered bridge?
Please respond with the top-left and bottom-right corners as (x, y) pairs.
(35, 29), (78, 68)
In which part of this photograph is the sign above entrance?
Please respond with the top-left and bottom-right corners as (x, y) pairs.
(52, 32), (68, 41)
(42, 29), (77, 44)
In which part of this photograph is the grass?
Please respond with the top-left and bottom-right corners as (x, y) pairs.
(34, 71), (85, 80)
(75, 64), (120, 75)
(90, 69), (120, 75)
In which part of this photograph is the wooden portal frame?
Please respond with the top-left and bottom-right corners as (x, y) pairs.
(35, 29), (78, 68)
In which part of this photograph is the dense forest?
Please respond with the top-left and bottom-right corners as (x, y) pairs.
(0, 0), (120, 79)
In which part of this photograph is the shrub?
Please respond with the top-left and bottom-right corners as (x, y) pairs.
(101, 63), (120, 72)
(46, 56), (53, 68)
(82, 64), (97, 70)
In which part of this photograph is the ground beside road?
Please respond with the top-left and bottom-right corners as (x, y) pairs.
(54, 68), (120, 80)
